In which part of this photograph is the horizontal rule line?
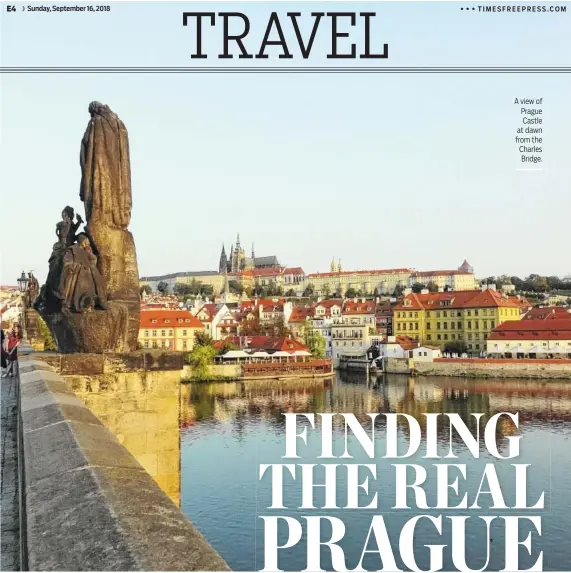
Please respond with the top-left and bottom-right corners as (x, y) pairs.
(1, 66), (571, 74)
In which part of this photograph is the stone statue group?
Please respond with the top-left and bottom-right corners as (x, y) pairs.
(34, 206), (107, 314)
(32, 101), (141, 353)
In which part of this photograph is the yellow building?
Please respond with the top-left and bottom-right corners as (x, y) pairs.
(305, 267), (412, 296)
(139, 309), (204, 351)
(393, 289), (522, 354)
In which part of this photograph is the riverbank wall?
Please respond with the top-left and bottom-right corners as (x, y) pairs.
(345, 357), (571, 379)
(415, 358), (571, 379)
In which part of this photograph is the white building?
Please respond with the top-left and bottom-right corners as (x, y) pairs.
(410, 345), (442, 362)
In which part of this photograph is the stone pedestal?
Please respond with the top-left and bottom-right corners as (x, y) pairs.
(23, 307), (41, 347)
(42, 300), (139, 354)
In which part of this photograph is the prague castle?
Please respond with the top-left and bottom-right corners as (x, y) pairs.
(218, 234), (280, 273)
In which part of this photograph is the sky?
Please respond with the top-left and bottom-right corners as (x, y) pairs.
(1, 1), (570, 284)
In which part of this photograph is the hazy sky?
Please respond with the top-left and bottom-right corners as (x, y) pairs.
(1, 1), (570, 284)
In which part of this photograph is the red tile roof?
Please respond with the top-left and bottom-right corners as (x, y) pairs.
(218, 336), (310, 353)
(307, 268), (412, 278)
(140, 310), (203, 329)
(342, 301), (376, 315)
(523, 307), (571, 320)
(394, 289), (521, 311)
(314, 299), (343, 309)
(411, 270), (472, 277)
(488, 319), (571, 341)
(283, 267), (305, 275)
(289, 307), (313, 323)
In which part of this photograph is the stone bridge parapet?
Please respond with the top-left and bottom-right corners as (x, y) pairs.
(17, 357), (229, 571)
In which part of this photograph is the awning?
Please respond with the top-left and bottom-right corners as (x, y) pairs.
(222, 350), (250, 359)
(293, 350), (312, 357)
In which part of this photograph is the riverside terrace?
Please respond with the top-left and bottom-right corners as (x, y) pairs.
(0, 342), (228, 571)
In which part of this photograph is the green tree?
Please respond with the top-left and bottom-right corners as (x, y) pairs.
(157, 281), (169, 294)
(174, 283), (193, 296)
(427, 281), (439, 293)
(303, 283), (315, 297)
(194, 330), (213, 347)
(285, 288), (296, 297)
(323, 284), (331, 298)
(140, 284), (152, 296)
(411, 282), (425, 294)
(186, 344), (217, 381)
(393, 284), (405, 298)
(228, 280), (242, 295)
(345, 287), (357, 298)
(303, 323), (326, 358)
(531, 276), (549, 293)
(200, 284), (214, 296)
(273, 317), (292, 338)
(443, 341), (468, 355)
(37, 316), (57, 351)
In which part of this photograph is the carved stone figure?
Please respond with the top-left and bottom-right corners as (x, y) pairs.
(37, 101), (140, 353)
(25, 272), (40, 308)
(79, 101), (140, 345)
(58, 234), (108, 313)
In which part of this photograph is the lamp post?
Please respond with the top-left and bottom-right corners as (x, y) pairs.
(17, 271), (28, 293)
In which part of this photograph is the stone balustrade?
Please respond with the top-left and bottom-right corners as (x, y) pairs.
(17, 356), (229, 571)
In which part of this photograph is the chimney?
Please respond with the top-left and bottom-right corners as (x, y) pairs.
(361, 298), (366, 303)
(421, 288), (429, 295)
(438, 287), (444, 293)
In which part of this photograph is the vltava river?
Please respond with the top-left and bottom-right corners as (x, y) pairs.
(180, 373), (571, 571)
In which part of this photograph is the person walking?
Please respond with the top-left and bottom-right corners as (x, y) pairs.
(4, 325), (22, 378)
(1, 327), (7, 376)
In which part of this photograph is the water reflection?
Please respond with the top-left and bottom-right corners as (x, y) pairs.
(68, 370), (181, 506)
(180, 373), (571, 571)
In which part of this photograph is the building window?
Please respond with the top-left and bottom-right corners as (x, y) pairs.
(161, 330), (166, 336)
(152, 341), (158, 348)
(144, 341), (149, 348)
(169, 330), (173, 336)
(427, 334), (432, 341)
(437, 334), (442, 340)
(467, 321), (472, 329)
(144, 330), (149, 336)
(161, 341), (166, 348)
(443, 322), (448, 329)
(183, 329), (187, 336)
(183, 340), (187, 350)
(437, 322), (441, 329)
(427, 323), (431, 330)
(152, 330), (157, 336)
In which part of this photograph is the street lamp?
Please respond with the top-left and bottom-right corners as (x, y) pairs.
(17, 271), (29, 293)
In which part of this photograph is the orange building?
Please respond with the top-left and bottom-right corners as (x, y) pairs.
(139, 309), (204, 352)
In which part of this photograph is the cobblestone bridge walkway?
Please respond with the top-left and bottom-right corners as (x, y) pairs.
(1, 372), (20, 571)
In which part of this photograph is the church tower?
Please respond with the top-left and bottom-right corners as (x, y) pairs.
(330, 258), (336, 272)
(219, 244), (228, 274)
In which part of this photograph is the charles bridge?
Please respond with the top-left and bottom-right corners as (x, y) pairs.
(1, 101), (228, 571)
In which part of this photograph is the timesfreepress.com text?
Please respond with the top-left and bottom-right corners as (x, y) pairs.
(478, 5), (567, 12)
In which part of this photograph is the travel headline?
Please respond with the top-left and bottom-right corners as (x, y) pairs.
(182, 12), (388, 60)
(258, 413), (545, 572)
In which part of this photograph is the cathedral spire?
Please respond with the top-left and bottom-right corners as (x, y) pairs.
(219, 244), (228, 274)
(236, 233), (241, 248)
(252, 242), (255, 260)
(330, 257), (336, 272)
